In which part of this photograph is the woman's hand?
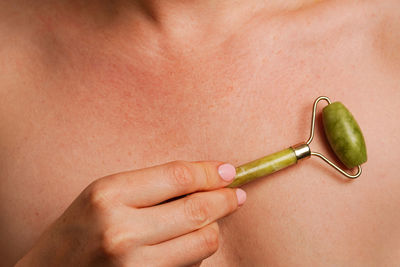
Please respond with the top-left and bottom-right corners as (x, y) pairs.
(16, 160), (246, 267)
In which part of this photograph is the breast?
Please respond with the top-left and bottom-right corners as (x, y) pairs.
(204, 92), (400, 266)
(2, 74), (399, 266)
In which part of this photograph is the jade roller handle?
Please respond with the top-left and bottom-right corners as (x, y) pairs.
(228, 143), (310, 188)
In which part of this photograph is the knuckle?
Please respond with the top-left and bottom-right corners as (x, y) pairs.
(167, 161), (195, 189)
(223, 189), (238, 212)
(85, 179), (115, 211)
(199, 226), (219, 253)
(184, 196), (211, 226)
(101, 228), (120, 256)
(199, 163), (214, 188)
(100, 226), (133, 258)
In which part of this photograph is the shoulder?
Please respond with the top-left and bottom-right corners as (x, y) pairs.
(0, 1), (48, 148)
(0, 1), (52, 103)
(281, 0), (400, 78)
(0, 2), (36, 80)
(367, 0), (400, 77)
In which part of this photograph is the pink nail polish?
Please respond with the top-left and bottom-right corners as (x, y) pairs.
(218, 163), (236, 181)
(236, 188), (247, 205)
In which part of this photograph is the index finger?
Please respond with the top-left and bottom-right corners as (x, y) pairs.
(110, 160), (237, 207)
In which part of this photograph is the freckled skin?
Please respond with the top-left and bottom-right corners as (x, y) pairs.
(1, 0), (400, 266)
(323, 102), (367, 168)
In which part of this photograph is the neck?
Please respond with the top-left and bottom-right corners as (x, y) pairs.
(114, 0), (317, 35)
(136, 0), (264, 27)
(134, 0), (317, 31)
(51, 0), (320, 53)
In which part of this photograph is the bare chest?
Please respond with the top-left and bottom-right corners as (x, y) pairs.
(2, 14), (400, 265)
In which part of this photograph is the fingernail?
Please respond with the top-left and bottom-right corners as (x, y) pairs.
(218, 163), (236, 181)
(236, 188), (247, 205)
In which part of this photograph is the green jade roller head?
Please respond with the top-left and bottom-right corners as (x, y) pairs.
(228, 96), (367, 188)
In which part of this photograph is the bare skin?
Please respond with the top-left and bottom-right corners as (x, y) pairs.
(1, 0), (400, 266)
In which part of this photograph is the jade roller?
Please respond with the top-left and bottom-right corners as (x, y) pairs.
(228, 96), (367, 188)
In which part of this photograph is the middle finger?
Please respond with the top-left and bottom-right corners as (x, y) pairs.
(136, 188), (246, 245)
